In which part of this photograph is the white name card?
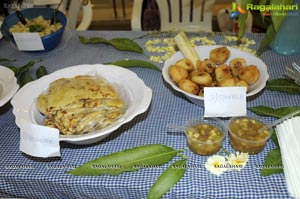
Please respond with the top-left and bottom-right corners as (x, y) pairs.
(204, 87), (247, 117)
(13, 33), (44, 51)
(20, 119), (61, 158)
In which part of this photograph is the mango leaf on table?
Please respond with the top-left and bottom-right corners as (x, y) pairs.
(266, 78), (300, 94)
(106, 59), (161, 71)
(67, 144), (180, 176)
(249, 106), (300, 118)
(261, 148), (283, 176)
(148, 159), (187, 199)
(79, 36), (143, 54)
(0, 58), (16, 62)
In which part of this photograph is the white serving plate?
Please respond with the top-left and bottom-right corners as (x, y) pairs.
(0, 65), (19, 107)
(11, 64), (152, 145)
(162, 45), (269, 106)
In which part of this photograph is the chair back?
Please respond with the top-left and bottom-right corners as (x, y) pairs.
(157, 0), (215, 32)
(32, 0), (92, 30)
(66, 0), (92, 30)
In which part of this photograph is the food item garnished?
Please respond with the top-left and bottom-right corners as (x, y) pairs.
(9, 16), (62, 37)
(36, 75), (125, 135)
(168, 46), (260, 96)
(209, 46), (231, 64)
(186, 123), (224, 155)
(229, 117), (271, 154)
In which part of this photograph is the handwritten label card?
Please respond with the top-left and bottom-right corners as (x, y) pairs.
(204, 87), (247, 117)
(12, 33), (44, 51)
(20, 119), (61, 158)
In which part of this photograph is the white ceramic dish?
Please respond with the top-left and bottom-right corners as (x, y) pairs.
(0, 65), (19, 107)
(162, 45), (269, 106)
(11, 64), (152, 145)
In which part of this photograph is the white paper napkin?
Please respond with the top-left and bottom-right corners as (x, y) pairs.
(19, 119), (61, 158)
(276, 116), (300, 198)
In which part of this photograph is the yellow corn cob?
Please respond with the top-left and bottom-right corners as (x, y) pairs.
(174, 31), (200, 69)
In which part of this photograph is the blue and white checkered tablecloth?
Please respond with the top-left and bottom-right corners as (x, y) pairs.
(0, 31), (299, 199)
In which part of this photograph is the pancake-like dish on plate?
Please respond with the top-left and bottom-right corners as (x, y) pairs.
(36, 75), (125, 135)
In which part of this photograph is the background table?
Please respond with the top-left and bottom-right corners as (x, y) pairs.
(0, 31), (300, 199)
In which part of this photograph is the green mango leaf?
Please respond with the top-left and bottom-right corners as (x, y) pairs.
(266, 78), (300, 94)
(67, 144), (179, 176)
(0, 58), (16, 62)
(106, 59), (161, 71)
(79, 36), (143, 54)
(270, 0), (292, 32)
(249, 106), (300, 118)
(257, 25), (276, 55)
(148, 159), (187, 199)
(79, 36), (110, 44)
(271, 132), (279, 147)
(261, 148), (283, 176)
(110, 38), (143, 53)
(36, 66), (48, 79)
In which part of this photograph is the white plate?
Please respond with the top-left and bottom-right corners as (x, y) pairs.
(0, 65), (19, 107)
(162, 45), (269, 106)
(11, 64), (152, 145)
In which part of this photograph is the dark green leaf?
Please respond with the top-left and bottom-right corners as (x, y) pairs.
(148, 159), (187, 199)
(257, 25), (276, 55)
(36, 66), (48, 78)
(0, 58), (16, 62)
(67, 144), (179, 176)
(79, 36), (143, 54)
(106, 59), (161, 71)
(79, 36), (110, 44)
(266, 78), (300, 94)
(18, 59), (42, 77)
(271, 132), (279, 147)
(261, 148), (283, 176)
(249, 106), (300, 118)
(110, 38), (143, 54)
(19, 70), (33, 87)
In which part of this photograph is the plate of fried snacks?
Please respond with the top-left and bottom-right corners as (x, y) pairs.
(162, 44), (269, 106)
(11, 64), (152, 144)
(0, 65), (19, 107)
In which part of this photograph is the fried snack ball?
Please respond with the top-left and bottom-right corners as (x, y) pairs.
(175, 58), (194, 71)
(239, 65), (260, 84)
(168, 64), (189, 83)
(210, 46), (231, 64)
(235, 80), (249, 91)
(219, 78), (235, 87)
(191, 71), (213, 86)
(178, 79), (199, 95)
(196, 59), (216, 73)
(215, 64), (233, 83)
(230, 58), (247, 77)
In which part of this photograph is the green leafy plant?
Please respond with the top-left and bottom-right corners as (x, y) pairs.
(238, 0), (294, 55)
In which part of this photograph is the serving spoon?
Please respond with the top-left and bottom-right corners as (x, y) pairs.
(50, 0), (63, 25)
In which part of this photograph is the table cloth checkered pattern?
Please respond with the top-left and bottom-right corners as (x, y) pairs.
(0, 31), (299, 199)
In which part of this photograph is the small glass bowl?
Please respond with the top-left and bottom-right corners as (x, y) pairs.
(228, 116), (272, 154)
(184, 117), (226, 156)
